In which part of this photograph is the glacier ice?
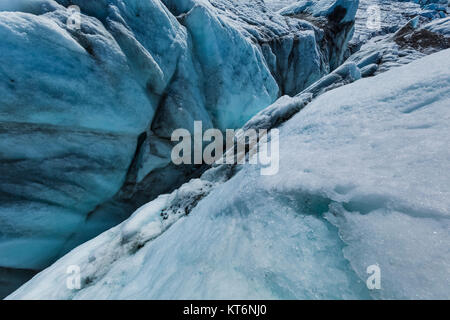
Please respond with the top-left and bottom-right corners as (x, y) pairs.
(423, 15), (450, 35)
(0, 0), (360, 296)
(0, 7), (148, 270)
(2, 0), (449, 300)
(8, 49), (450, 300)
(280, 0), (359, 23)
(346, 11), (450, 77)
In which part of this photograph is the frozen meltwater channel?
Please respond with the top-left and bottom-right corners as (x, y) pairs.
(9, 49), (450, 300)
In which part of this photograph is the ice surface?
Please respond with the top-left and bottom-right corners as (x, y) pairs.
(280, 0), (360, 23)
(351, 0), (423, 44)
(0, 8), (146, 275)
(347, 10), (450, 78)
(423, 16), (450, 34)
(0, 0), (59, 14)
(9, 49), (450, 300)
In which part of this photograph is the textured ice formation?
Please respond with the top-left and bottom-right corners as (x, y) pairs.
(347, 11), (450, 78)
(0, 4), (150, 276)
(9, 49), (450, 300)
(280, 0), (359, 23)
(241, 60), (363, 132)
(279, 0), (360, 71)
(351, 0), (423, 45)
(423, 16), (450, 34)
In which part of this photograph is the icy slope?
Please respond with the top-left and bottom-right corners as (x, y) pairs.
(9, 49), (450, 300)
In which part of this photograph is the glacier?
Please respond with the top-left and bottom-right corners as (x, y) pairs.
(1, 0), (450, 299)
(8, 48), (450, 300)
(0, 0), (362, 296)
